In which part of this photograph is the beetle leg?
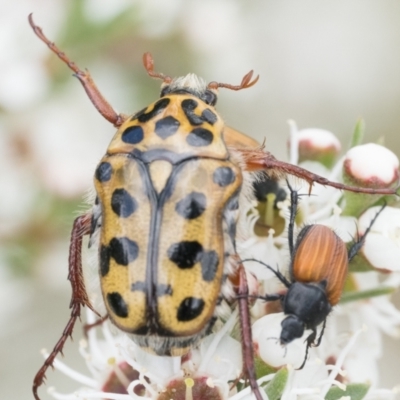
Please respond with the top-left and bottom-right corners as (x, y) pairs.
(28, 14), (126, 127)
(237, 148), (398, 196)
(298, 329), (317, 370)
(242, 258), (292, 288)
(258, 293), (284, 302)
(33, 213), (98, 400)
(286, 180), (299, 258)
(83, 314), (109, 338)
(348, 203), (386, 261)
(314, 319), (327, 348)
(237, 263), (264, 400)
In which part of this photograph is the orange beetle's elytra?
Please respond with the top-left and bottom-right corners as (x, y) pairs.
(29, 14), (395, 400)
(243, 181), (386, 368)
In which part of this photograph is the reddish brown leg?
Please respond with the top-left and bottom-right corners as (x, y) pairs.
(237, 263), (264, 400)
(28, 14), (126, 127)
(239, 149), (398, 196)
(33, 213), (98, 400)
(83, 315), (109, 337)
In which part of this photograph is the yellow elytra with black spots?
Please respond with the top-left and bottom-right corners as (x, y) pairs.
(93, 87), (242, 355)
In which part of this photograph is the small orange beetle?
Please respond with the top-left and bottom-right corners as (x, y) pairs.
(246, 181), (385, 368)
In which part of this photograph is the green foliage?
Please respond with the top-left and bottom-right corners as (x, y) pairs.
(326, 383), (370, 400)
(264, 367), (288, 400)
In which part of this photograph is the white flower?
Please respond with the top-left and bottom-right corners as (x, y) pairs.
(358, 206), (400, 272)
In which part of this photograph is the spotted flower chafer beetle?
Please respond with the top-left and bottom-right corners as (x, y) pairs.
(29, 14), (398, 400)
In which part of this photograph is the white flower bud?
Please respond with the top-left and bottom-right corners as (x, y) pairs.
(343, 144), (399, 188)
(252, 313), (308, 369)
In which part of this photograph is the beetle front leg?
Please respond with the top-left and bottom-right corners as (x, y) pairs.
(33, 213), (98, 400)
(28, 14), (126, 127)
(298, 328), (317, 370)
(238, 148), (398, 196)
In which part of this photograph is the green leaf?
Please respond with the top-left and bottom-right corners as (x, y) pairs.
(349, 119), (365, 148)
(325, 383), (370, 400)
(341, 286), (395, 304)
(254, 356), (277, 380)
(348, 250), (375, 272)
(264, 367), (288, 400)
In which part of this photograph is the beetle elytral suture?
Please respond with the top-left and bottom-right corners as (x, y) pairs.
(243, 181), (386, 368)
(29, 13), (396, 400)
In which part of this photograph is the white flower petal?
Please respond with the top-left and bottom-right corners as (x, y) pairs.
(192, 334), (242, 381)
(252, 313), (309, 369)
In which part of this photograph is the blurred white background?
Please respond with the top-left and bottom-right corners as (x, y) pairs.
(1, 0), (400, 398)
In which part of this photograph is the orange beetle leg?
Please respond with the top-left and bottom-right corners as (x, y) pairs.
(237, 148), (398, 196)
(33, 214), (99, 400)
(236, 262), (264, 400)
(28, 14), (126, 127)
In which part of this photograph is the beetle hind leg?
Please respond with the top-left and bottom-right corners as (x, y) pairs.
(33, 214), (97, 400)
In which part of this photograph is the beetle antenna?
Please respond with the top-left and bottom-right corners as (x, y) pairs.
(241, 258), (292, 288)
(207, 70), (259, 91)
(348, 202), (386, 261)
(142, 52), (172, 84)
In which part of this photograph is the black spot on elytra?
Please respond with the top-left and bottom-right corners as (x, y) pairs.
(177, 297), (205, 321)
(107, 292), (128, 318)
(130, 107), (146, 121)
(181, 99), (202, 125)
(175, 192), (206, 219)
(95, 162), (112, 182)
(181, 99), (218, 126)
(201, 250), (219, 282)
(109, 237), (139, 265)
(155, 116), (180, 139)
(99, 245), (111, 276)
(167, 241), (203, 268)
(121, 125), (144, 144)
(135, 98), (170, 123)
(111, 188), (137, 218)
(213, 166), (235, 187)
(186, 128), (213, 147)
(201, 108), (218, 125)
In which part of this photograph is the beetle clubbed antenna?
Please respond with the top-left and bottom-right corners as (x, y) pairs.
(143, 52), (172, 84)
(207, 70), (260, 91)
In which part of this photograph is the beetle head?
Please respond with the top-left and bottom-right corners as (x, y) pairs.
(280, 314), (304, 345)
(142, 52), (258, 107)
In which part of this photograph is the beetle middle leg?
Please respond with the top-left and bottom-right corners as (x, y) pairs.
(83, 314), (109, 337)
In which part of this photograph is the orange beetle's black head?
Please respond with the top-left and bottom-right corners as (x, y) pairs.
(280, 315), (304, 344)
